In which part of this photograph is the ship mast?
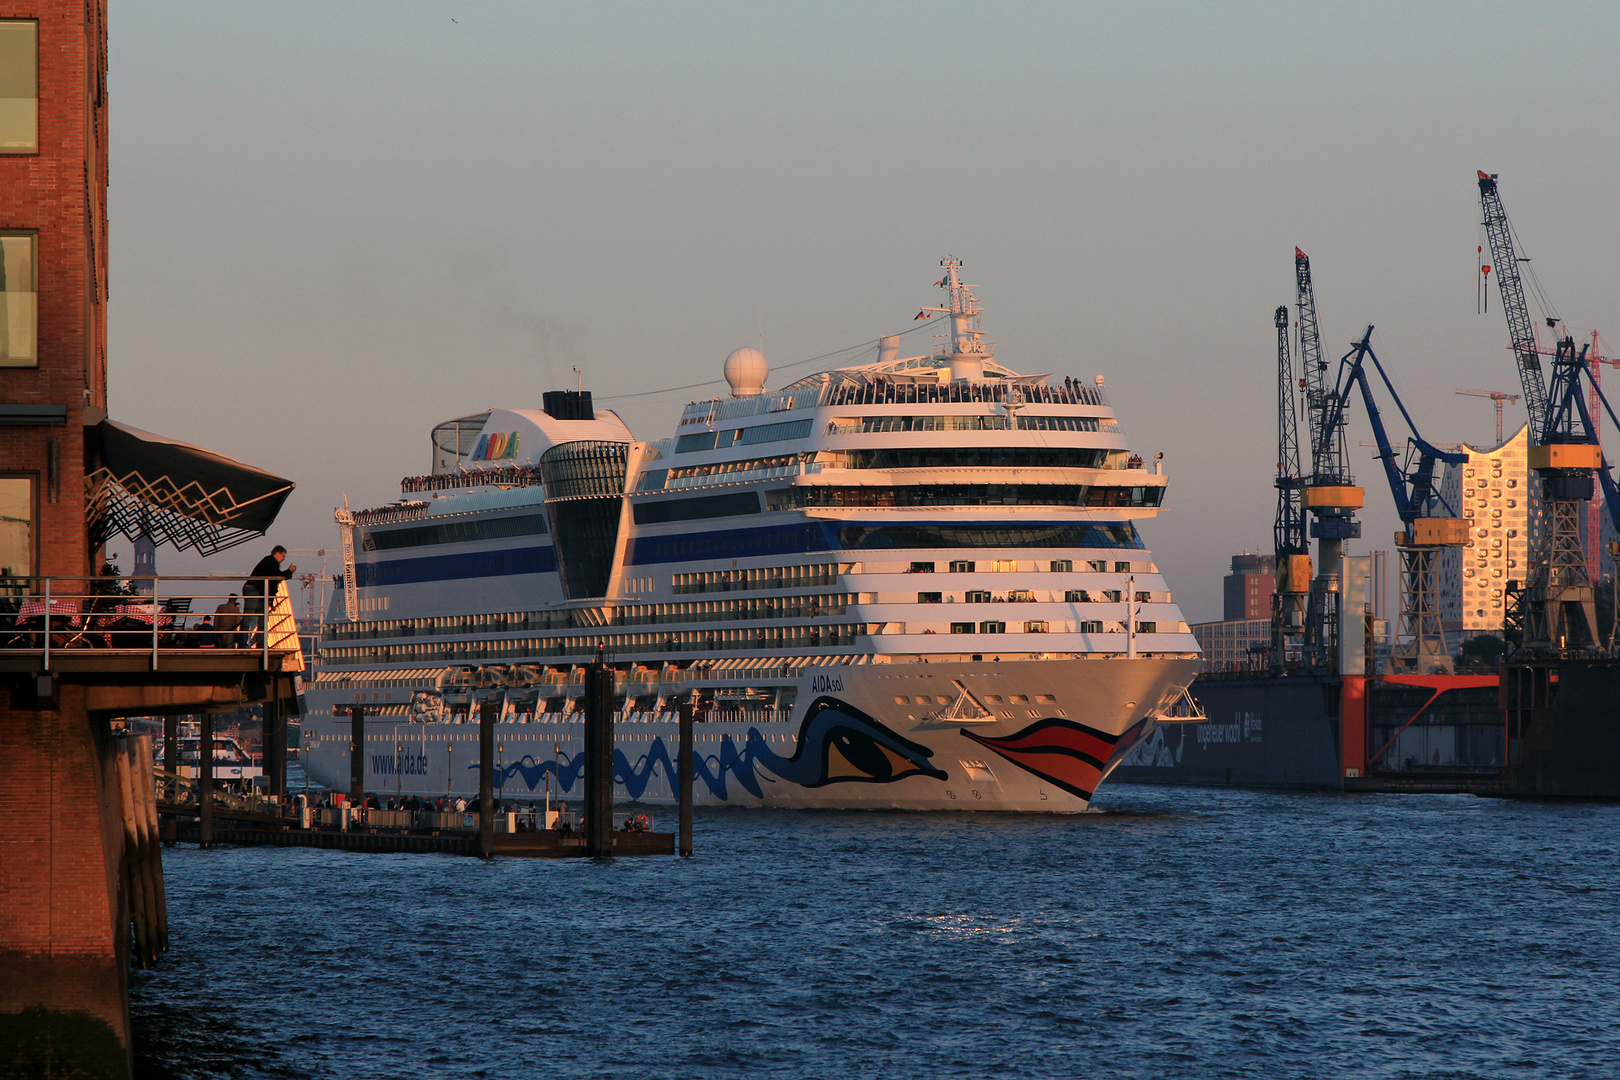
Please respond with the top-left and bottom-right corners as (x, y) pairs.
(916, 255), (991, 379)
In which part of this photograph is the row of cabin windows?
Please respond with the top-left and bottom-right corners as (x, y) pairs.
(910, 559), (1135, 574)
(924, 589), (1156, 604)
(323, 624), (865, 661)
(946, 620), (1156, 634)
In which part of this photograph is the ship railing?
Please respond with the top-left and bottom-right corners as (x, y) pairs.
(0, 575), (305, 672)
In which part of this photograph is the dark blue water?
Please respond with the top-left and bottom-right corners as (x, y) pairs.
(131, 787), (1620, 1079)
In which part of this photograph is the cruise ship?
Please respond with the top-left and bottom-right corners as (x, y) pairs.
(301, 259), (1202, 811)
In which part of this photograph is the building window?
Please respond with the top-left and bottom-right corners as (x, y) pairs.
(0, 476), (33, 579)
(0, 232), (37, 366)
(0, 21), (37, 153)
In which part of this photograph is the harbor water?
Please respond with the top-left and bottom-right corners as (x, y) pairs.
(131, 786), (1620, 1079)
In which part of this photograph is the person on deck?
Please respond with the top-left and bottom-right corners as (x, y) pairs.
(242, 548), (296, 646)
(213, 593), (241, 648)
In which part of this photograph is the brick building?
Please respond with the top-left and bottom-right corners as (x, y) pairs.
(1, 8), (298, 1076)
(0, 4), (124, 1073)
(1223, 553), (1275, 621)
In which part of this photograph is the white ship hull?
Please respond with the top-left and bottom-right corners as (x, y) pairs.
(305, 259), (1205, 813)
(302, 656), (1198, 812)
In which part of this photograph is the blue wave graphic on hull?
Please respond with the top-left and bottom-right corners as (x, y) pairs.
(466, 697), (942, 801)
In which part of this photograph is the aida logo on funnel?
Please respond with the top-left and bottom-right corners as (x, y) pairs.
(471, 432), (521, 461)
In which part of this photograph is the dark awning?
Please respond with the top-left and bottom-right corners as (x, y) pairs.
(86, 420), (295, 555)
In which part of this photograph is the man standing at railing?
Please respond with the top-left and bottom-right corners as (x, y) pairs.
(243, 546), (297, 646)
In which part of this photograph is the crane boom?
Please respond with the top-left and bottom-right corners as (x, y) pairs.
(1296, 248), (1344, 483)
(1274, 305), (1306, 558)
(1477, 171), (1551, 439)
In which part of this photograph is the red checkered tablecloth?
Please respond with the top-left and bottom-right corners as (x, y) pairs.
(16, 600), (82, 625)
(115, 604), (173, 628)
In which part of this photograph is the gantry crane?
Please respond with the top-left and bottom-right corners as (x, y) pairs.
(1296, 249), (1362, 671)
(1478, 171), (1602, 651)
(1454, 388), (1520, 445)
(1328, 328), (1468, 671)
(1271, 304), (1310, 668)
(1477, 172), (1553, 438)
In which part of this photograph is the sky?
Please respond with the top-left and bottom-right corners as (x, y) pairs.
(107, 1), (1620, 623)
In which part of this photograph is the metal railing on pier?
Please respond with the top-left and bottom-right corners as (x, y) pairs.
(0, 575), (304, 671)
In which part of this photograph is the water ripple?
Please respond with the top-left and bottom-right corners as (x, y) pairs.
(132, 788), (1620, 1079)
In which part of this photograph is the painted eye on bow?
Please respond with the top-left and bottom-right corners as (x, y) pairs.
(756, 697), (947, 788)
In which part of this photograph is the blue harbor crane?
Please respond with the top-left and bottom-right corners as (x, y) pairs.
(1478, 171), (1603, 651)
(1326, 328), (1468, 671)
(1296, 249), (1362, 672)
(1271, 304), (1310, 669)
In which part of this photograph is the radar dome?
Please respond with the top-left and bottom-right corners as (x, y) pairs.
(724, 347), (769, 397)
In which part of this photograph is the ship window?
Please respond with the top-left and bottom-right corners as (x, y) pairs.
(949, 622), (974, 634)
(674, 431), (719, 454)
(909, 561), (935, 573)
(842, 447), (1107, 470)
(950, 561), (976, 573)
(838, 524), (1142, 553)
(1089, 560), (1107, 572)
(979, 621), (1005, 634)
(0, 21), (37, 153)
(1115, 561), (1132, 572)
(1135, 621), (1156, 633)
(1050, 560), (1073, 572)
(965, 590), (991, 603)
(1080, 620), (1103, 633)
(364, 513), (550, 550)
(632, 492), (760, 524)
(991, 560), (1016, 573)
(1024, 621), (1048, 633)
(917, 592), (942, 604)
(0, 231), (37, 365)
(1065, 589), (1085, 602)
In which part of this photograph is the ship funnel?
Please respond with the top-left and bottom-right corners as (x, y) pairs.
(877, 335), (899, 367)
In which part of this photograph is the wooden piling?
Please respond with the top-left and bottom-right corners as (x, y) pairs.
(350, 705), (365, 806)
(127, 740), (161, 964)
(678, 700), (694, 858)
(264, 696), (285, 800)
(479, 697), (496, 859)
(198, 712), (214, 849)
(135, 736), (168, 952)
(583, 660), (614, 857)
(113, 742), (151, 966)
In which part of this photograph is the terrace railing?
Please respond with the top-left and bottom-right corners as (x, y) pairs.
(0, 575), (305, 672)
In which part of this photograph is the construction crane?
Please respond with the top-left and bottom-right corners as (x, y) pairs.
(1329, 328), (1468, 671)
(1296, 249), (1361, 671)
(1454, 389), (1520, 445)
(1477, 172), (1554, 438)
(1478, 171), (1604, 651)
(1271, 304), (1310, 668)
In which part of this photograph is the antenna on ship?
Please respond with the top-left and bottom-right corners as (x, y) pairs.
(916, 255), (990, 381)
